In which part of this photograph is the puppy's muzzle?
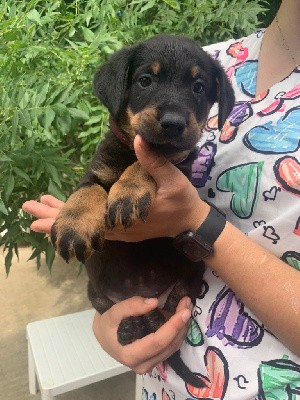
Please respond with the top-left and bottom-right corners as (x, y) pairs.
(160, 111), (187, 138)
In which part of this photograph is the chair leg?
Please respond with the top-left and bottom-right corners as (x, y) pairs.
(41, 390), (56, 400)
(28, 341), (38, 394)
(135, 374), (143, 400)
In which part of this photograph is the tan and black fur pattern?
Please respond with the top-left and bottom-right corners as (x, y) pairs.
(51, 34), (235, 387)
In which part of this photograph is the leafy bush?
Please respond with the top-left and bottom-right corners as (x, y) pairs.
(0, 0), (272, 273)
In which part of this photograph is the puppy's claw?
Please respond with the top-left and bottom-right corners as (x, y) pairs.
(106, 197), (134, 230)
(106, 193), (151, 230)
(137, 192), (151, 221)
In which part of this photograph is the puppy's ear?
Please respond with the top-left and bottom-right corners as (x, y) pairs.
(93, 46), (136, 118)
(213, 60), (235, 130)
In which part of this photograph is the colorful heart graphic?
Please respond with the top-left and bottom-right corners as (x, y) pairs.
(217, 162), (264, 218)
(191, 143), (217, 187)
(185, 346), (229, 399)
(235, 60), (258, 98)
(258, 85), (300, 116)
(219, 121), (238, 143)
(257, 356), (300, 400)
(281, 251), (300, 271)
(186, 318), (204, 347)
(244, 107), (300, 154)
(227, 41), (249, 64)
(273, 156), (300, 196)
(206, 286), (264, 348)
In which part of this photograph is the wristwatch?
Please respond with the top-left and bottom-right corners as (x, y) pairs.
(173, 201), (226, 262)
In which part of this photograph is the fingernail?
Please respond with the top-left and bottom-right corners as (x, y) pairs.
(186, 298), (192, 309)
(181, 309), (191, 323)
(144, 298), (157, 305)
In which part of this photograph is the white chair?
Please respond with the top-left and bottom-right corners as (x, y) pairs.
(26, 309), (142, 400)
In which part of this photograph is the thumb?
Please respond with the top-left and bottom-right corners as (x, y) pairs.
(134, 135), (181, 186)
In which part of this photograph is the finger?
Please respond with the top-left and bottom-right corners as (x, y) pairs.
(134, 135), (184, 187)
(22, 201), (60, 219)
(107, 297), (159, 326)
(176, 296), (192, 313)
(30, 218), (56, 234)
(40, 194), (65, 209)
(129, 306), (191, 364)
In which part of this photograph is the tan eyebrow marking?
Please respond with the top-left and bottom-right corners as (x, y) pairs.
(191, 65), (201, 78)
(151, 62), (161, 75)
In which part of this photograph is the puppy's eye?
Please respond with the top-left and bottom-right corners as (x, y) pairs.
(193, 80), (205, 94)
(139, 75), (152, 88)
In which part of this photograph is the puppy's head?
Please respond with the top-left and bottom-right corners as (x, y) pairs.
(94, 34), (234, 159)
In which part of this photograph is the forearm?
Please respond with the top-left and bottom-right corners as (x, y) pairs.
(205, 220), (300, 355)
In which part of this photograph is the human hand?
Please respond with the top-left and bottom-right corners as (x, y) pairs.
(22, 135), (209, 240)
(92, 296), (193, 374)
(105, 135), (210, 242)
(22, 195), (65, 234)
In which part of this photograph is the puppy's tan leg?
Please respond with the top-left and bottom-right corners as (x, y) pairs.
(51, 184), (107, 263)
(106, 161), (156, 229)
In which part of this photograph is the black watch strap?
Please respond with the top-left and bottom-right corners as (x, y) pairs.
(173, 201), (226, 262)
(193, 201), (226, 245)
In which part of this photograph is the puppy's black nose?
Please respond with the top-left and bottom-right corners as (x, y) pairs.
(160, 112), (186, 137)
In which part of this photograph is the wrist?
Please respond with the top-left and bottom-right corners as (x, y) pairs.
(173, 201), (226, 262)
(176, 198), (210, 236)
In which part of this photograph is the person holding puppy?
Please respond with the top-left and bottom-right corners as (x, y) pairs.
(23, 0), (300, 398)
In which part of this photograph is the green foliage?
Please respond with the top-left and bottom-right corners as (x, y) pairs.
(0, 0), (271, 273)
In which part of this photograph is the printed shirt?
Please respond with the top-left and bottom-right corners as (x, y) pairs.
(142, 30), (300, 400)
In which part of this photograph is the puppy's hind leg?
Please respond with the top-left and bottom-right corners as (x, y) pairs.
(87, 281), (115, 314)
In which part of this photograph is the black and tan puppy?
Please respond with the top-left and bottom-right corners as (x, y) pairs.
(51, 34), (234, 387)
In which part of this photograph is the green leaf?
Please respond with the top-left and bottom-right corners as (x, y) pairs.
(82, 27), (95, 43)
(48, 179), (66, 200)
(69, 27), (76, 37)
(5, 174), (15, 201)
(27, 9), (42, 25)
(45, 242), (56, 270)
(28, 248), (42, 261)
(46, 164), (62, 188)
(0, 155), (12, 162)
(24, 137), (35, 152)
(43, 108), (56, 129)
(162, 0), (180, 10)
(19, 109), (32, 130)
(140, 0), (156, 13)
(11, 111), (19, 142)
(0, 200), (9, 216)
(12, 167), (32, 183)
(35, 83), (49, 106)
(69, 108), (89, 120)
(5, 247), (13, 276)
(51, 103), (69, 116)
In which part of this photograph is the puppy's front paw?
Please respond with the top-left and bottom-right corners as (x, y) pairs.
(106, 161), (156, 230)
(106, 182), (153, 229)
(51, 185), (107, 263)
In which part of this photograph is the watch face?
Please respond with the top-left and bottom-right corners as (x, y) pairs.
(173, 232), (212, 262)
